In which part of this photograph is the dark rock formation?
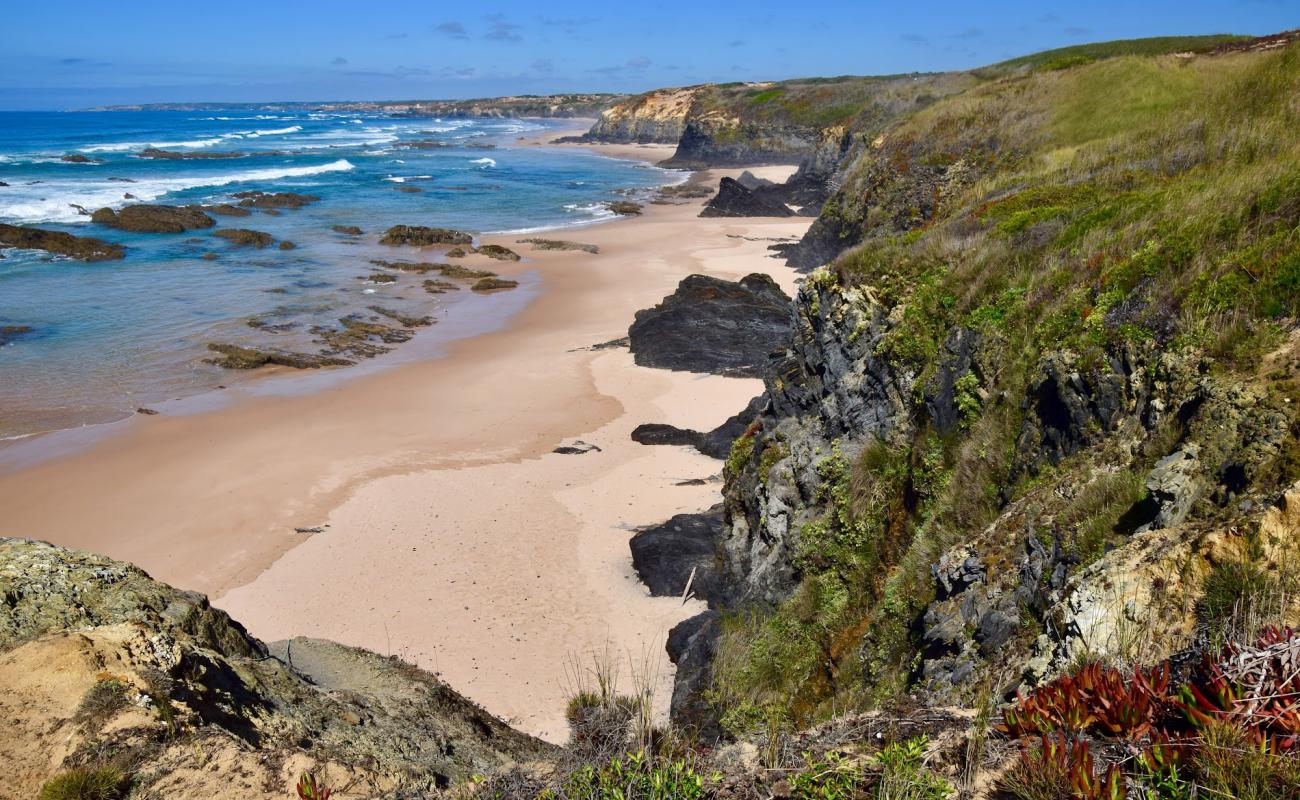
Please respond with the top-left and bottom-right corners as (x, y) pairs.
(631, 424), (704, 448)
(628, 274), (792, 378)
(631, 395), (764, 459)
(205, 343), (352, 369)
(699, 177), (795, 218)
(92, 204), (215, 233)
(607, 201), (643, 216)
(232, 191), (320, 209)
(214, 229), (274, 248)
(665, 611), (723, 739)
(0, 223), (125, 261)
(332, 225), (364, 235)
(471, 277), (518, 292)
(379, 225), (473, 247)
(60, 153), (96, 163)
(516, 238), (599, 254)
(140, 147), (245, 160)
(630, 506), (727, 604)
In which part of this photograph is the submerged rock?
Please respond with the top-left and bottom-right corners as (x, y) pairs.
(92, 204), (215, 233)
(214, 228), (274, 248)
(445, 246), (470, 258)
(140, 147), (245, 160)
(700, 177), (795, 218)
(516, 238), (599, 254)
(0, 325), (34, 346)
(0, 223), (125, 261)
(60, 153), (96, 163)
(200, 203), (253, 217)
(628, 273), (792, 377)
(368, 306), (433, 328)
(471, 277), (519, 292)
(423, 279), (459, 294)
(332, 225), (363, 235)
(476, 244), (521, 261)
(278, 240), (296, 250)
(205, 343), (352, 369)
(370, 259), (493, 279)
(394, 185), (423, 193)
(379, 225), (473, 247)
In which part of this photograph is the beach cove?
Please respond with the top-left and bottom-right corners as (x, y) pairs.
(0, 134), (811, 741)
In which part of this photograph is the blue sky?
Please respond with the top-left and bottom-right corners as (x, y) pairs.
(0, 0), (1293, 110)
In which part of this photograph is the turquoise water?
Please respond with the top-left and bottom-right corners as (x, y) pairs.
(0, 111), (679, 438)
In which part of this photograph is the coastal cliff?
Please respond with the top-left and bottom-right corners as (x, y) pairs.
(662, 33), (1300, 756)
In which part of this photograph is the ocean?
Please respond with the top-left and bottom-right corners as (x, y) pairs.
(0, 110), (681, 440)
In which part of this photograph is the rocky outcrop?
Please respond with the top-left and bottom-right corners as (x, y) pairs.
(631, 506), (728, 604)
(0, 325), (34, 346)
(379, 225), (473, 247)
(700, 177), (795, 218)
(0, 538), (551, 799)
(92, 204), (215, 233)
(232, 191), (320, 209)
(205, 343), (353, 369)
(631, 394), (764, 459)
(61, 153), (97, 163)
(0, 223), (125, 261)
(628, 274), (792, 378)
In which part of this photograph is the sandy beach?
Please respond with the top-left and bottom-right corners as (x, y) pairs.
(0, 132), (810, 742)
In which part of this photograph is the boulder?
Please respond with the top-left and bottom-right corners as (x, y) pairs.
(630, 506), (727, 604)
(628, 273), (792, 377)
(379, 225), (473, 247)
(735, 170), (777, 191)
(200, 203), (253, 217)
(476, 244), (520, 261)
(0, 223), (125, 261)
(630, 395), (763, 459)
(699, 177), (794, 218)
(92, 204), (215, 233)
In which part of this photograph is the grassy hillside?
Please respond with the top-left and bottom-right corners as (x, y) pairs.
(715, 37), (1300, 729)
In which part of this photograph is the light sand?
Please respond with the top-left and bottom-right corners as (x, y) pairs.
(0, 133), (809, 741)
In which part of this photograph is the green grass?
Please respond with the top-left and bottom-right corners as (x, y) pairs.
(38, 768), (126, 800)
(986, 33), (1250, 74)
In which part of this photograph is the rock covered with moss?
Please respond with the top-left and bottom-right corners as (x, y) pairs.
(0, 538), (552, 799)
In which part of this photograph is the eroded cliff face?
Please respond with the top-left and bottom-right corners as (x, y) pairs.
(0, 539), (551, 800)
(579, 87), (700, 144)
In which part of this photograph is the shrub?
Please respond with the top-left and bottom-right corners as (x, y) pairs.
(74, 678), (128, 733)
(875, 736), (952, 800)
(998, 662), (1171, 740)
(1197, 561), (1278, 634)
(791, 750), (863, 800)
(1193, 720), (1300, 800)
(38, 768), (127, 800)
(547, 752), (707, 800)
(296, 772), (333, 800)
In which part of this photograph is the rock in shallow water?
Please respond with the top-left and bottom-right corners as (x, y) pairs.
(628, 273), (792, 377)
(0, 223), (125, 261)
